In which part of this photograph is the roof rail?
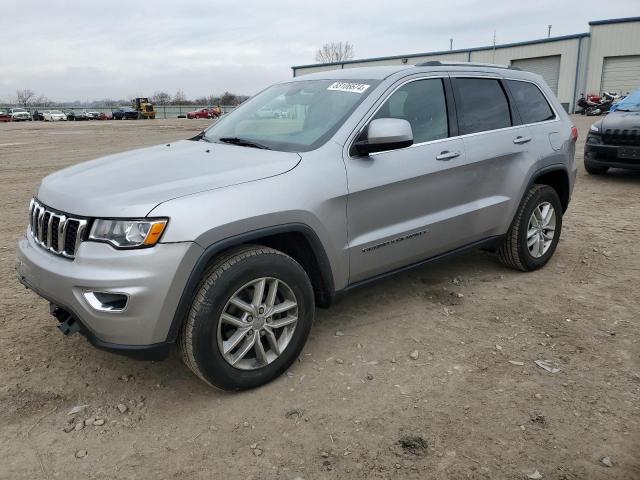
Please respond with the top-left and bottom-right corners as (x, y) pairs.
(415, 60), (521, 70)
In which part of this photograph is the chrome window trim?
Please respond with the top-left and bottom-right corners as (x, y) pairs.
(347, 74), (450, 157)
(349, 73), (562, 158)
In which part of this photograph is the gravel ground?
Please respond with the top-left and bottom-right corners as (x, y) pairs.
(0, 116), (638, 480)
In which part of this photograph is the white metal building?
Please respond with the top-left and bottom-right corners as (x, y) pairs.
(291, 17), (640, 113)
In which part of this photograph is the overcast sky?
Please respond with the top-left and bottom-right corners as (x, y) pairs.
(1, 0), (639, 102)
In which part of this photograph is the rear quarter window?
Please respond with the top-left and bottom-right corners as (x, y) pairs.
(506, 80), (555, 124)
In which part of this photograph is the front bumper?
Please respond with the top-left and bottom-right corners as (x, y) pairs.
(16, 230), (203, 356)
(584, 143), (640, 170)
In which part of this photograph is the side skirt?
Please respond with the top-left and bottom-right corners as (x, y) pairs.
(339, 235), (503, 295)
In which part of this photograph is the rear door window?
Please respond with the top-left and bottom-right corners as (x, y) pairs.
(506, 80), (555, 124)
(372, 78), (448, 144)
(453, 78), (512, 135)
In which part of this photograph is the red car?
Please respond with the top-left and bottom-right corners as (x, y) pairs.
(0, 109), (12, 122)
(187, 107), (221, 119)
(97, 112), (113, 120)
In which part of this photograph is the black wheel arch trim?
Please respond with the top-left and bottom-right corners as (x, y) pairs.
(527, 164), (571, 211)
(504, 164), (570, 236)
(165, 223), (335, 343)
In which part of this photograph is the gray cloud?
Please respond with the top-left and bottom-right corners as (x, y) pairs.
(1, 0), (638, 101)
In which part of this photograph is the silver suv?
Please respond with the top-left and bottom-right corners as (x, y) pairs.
(16, 62), (577, 390)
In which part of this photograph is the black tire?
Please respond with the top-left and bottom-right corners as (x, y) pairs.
(584, 161), (608, 175)
(178, 245), (315, 391)
(497, 184), (563, 272)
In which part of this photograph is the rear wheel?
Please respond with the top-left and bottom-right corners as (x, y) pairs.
(497, 185), (562, 271)
(584, 161), (608, 175)
(179, 245), (314, 390)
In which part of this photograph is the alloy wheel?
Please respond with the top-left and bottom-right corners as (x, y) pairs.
(217, 277), (298, 370)
(527, 202), (556, 258)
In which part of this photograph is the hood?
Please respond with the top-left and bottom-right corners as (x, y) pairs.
(601, 111), (640, 131)
(37, 140), (301, 217)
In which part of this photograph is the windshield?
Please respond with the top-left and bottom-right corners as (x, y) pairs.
(610, 88), (640, 112)
(13, 108), (26, 112)
(203, 79), (379, 152)
(51, 110), (63, 114)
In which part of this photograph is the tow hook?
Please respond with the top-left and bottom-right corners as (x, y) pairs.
(50, 304), (80, 336)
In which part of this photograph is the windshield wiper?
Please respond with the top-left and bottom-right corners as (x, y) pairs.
(189, 131), (209, 141)
(218, 137), (271, 150)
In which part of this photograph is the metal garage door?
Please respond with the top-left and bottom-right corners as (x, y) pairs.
(511, 55), (561, 95)
(601, 55), (640, 95)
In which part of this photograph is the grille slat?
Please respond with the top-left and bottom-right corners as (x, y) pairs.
(29, 199), (87, 259)
(602, 128), (640, 147)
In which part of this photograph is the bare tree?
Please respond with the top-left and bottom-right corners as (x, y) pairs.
(151, 91), (171, 105)
(32, 95), (50, 107)
(171, 89), (187, 105)
(220, 91), (240, 105)
(315, 41), (354, 63)
(15, 89), (36, 107)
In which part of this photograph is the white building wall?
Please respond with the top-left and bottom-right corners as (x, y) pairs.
(469, 38), (581, 108)
(584, 21), (640, 93)
(342, 52), (469, 69)
(292, 18), (640, 112)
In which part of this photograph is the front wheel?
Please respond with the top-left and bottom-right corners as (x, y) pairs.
(179, 245), (315, 390)
(497, 184), (562, 271)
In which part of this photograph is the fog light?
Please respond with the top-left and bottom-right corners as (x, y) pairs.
(83, 291), (128, 312)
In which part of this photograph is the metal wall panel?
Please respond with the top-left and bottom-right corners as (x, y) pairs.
(600, 55), (640, 94)
(511, 55), (562, 94)
(585, 20), (640, 94)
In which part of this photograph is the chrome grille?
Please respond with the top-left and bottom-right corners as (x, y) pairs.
(29, 199), (87, 259)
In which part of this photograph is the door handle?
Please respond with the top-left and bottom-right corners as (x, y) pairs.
(436, 150), (460, 161)
(513, 136), (532, 145)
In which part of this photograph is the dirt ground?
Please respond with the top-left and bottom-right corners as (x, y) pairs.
(0, 116), (638, 480)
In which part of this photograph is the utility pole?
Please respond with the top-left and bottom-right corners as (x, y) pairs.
(492, 31), (496, 63)
(450, 38), (453, 51)
(547, 24), (552, 38)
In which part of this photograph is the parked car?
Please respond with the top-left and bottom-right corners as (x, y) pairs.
(85, 111), (101, 120)
(0, 109), (12, 122)
(584, 88), (640, 174)
(66, 111), (89, 121)
(9, 107), (31, 121)
(43, 110), (67, 122)
(32, 110), (45, 121)
(187, 107), (221, 119)
(112, 107), (138, 120)
(16, 63), (577, 390)
(97, 111), (113, 120)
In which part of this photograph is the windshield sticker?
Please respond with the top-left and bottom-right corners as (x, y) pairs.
(327, 82), (370, 94)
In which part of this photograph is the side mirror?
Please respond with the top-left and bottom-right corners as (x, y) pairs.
(353, 118), (413, 155)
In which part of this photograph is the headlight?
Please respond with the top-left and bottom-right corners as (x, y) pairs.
(88, 218), (168, 248)
(590, 124), (600, 133)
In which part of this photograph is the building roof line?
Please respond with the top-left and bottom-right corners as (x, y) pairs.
(292, 33), (590, 71)
(589, 16), (640, 26)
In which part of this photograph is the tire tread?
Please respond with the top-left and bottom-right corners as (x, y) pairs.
(497, 184), (550, 271)
(178, 245), (299, 389)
